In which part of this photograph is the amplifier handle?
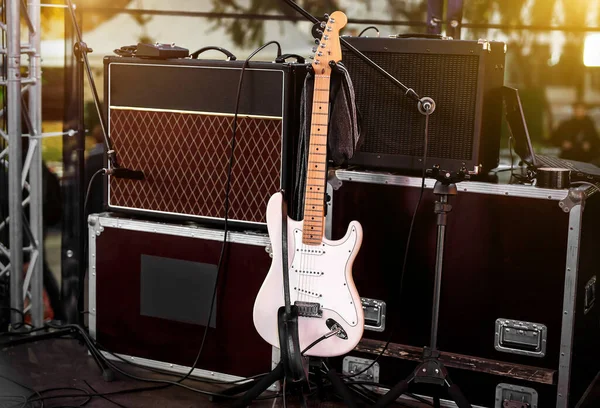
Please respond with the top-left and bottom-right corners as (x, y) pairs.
(191, 46), (237, 61)
(275, 54), (306, 64)
(391, 33), (448, 39)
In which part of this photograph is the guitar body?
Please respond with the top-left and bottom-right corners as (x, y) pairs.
(253, 192), (364, 357)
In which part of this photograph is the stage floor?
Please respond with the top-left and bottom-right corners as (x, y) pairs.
(1, 337), (422, 407)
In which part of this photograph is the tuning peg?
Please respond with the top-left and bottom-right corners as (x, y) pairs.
(309, 54), (314, 59)
(324, 13), (329, 20)
(314, 39), (320, 45)
(320, 21), (326, 29)
(316, 29), (323, 36)
(312, 46), (317, 53)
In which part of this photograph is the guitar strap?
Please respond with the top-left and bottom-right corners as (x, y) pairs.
(280, 190), (292, 314)
(278, 190), (306, 382)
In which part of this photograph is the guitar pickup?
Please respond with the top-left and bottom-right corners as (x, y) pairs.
(295, 301), (322, 318)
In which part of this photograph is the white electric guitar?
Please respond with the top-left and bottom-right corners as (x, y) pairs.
(253, 11), (364, 358)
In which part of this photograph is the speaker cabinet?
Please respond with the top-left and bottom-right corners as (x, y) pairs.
(104, 57), (307, 227)
(89, 214), (273, 379)
(342, 37), (506, 174)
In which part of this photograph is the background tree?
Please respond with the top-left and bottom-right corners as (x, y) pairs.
(209, 0), (429, 47)
(39, 0), (133, 40)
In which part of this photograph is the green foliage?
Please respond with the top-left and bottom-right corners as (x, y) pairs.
(214, 0), (600, 48)
(210, 0), (429, 47)
(210, 0), (342, 47)
(41, 136), (63, 163)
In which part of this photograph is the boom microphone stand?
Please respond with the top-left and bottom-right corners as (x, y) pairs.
(282, 0), (436, 114)
(374, 166), (471, 408)
(61, 0), (143, 325)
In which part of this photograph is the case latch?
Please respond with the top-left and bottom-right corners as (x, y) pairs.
(585, 276), (596, 314)
(495, 383), (538, 408)
(361, 297), (386, 332)
(342, 356), (380, 382)
(494, 319), (547, 357)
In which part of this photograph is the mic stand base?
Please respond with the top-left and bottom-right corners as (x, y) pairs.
(210, 360), (359, 408)
(374, 167), (472, 408)
(374, 347), (471, 408)
(0, 326), (115, 382)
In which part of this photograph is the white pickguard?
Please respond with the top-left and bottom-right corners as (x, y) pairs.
(253, 192), (364, 357)
(289, 227), (360, 327)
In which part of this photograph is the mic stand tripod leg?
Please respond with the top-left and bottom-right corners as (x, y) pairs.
(374, 174), (472, 408)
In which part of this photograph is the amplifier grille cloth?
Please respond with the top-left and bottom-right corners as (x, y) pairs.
(109, 109), (282, 224)
(344, 52), (479, 160)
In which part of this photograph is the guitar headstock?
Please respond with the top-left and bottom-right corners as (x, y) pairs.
(311, 11), (347, 76)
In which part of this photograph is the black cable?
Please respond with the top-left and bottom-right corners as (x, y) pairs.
(93, 338), (268, 385)
(358, 26), (380, 37)
(26, 378), (281, 407)
(343, 109), (432, 380)
(347, 383), (378, 404)
(0, 373), (44, 408)
(171, 39), (283, 387)
(25, 384), (168, 406)
(83, 380), (128, 408)
(507, 136), (531, 184)
(33, 387), (91, 408)
(0, 325), (47, 337)
(67, 40), (282, 400)
(282, 377), (287, 408)
(113, 45), (137, 57)
(301, 334), (330, 355)
(492, 167), (525, 173)
(508, 135), (516, 184)
(301, 327), (343, 355)
(406, 392), (435, 406)
(83, 168), (105, 217)
(74, 167), (107, 311)
(0, 307), (26, 320)
(42, 324), (233, 399)
(30, 394), (282, 407)
(0, 307), (33, 332)
(25, 44), (282, 405)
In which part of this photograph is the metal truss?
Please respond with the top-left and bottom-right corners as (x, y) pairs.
(1, 0), (44, 328)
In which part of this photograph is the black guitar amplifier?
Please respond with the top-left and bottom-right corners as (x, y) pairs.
(104, 56), (307, 227)
(342, 37), (506, 174)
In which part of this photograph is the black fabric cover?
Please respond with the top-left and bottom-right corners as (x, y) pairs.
(293, 63), (362, 218)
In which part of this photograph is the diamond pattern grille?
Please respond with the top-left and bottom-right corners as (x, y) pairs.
(109, 109), (282, 224)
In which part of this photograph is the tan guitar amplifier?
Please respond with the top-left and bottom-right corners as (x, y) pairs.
(104, 56), (307, 227)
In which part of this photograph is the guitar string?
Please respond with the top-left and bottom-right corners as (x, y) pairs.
(317, 75), (329, 304)
(313, 75), (328, 304)
(307, 74), (320, 303)
(298, 73), (330, 305)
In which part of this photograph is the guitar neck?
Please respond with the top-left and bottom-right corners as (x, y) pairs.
(302, 74), (331, 246)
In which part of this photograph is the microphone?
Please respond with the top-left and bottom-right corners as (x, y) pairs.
(107, 167), (145, 180)
(418, 97), (436, 115)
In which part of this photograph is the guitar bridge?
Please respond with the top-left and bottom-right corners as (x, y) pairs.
(295, 301), (322, 318)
